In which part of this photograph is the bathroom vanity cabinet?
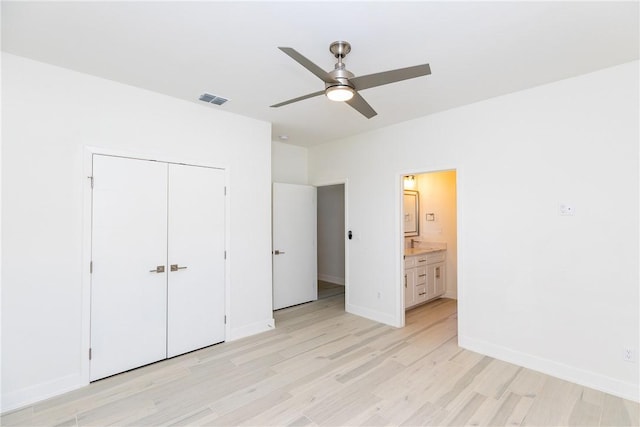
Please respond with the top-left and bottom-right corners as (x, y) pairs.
(404, 249), (446, 309)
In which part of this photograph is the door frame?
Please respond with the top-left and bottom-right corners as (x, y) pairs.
(395, 167), (462, 329)
(81, 146), (230, 384)
(312, 179), (349, 309)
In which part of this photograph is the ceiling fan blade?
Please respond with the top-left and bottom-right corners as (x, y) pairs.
(278, 47), (336, 84)
(345, 92), (377, 119)
(350, 64), (431, 91)
(270, 90), (325, 108)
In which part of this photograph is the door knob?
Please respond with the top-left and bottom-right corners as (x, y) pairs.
(149, 265), (165, 273)
(170, 264), (188, 272)
(273, 250), (285, 255)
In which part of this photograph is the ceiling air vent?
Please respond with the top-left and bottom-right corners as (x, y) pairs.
(199, 93), (229, 106)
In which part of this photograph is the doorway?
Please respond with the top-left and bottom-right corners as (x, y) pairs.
(401, 170), (458, 317)
(317, 184), (346, 301)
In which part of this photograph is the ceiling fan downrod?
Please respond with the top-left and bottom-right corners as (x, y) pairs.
(327, 41), (354, 90)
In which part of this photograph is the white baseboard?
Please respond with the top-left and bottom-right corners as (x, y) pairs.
(443, 290), (457, 299)
(459, 335), (639, 402)
(346, 303), (400, 328)
(1, 373), (87, 414)
(227, 317), (275, 341)
(318, 274), (345, 286)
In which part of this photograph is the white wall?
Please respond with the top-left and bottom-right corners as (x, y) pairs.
(317, 184), (345, 285)
(1, 53), (274, 411)
(413, 171), (458, 299)
(309, 61), (639, 401)
(272, 141), (308, 184)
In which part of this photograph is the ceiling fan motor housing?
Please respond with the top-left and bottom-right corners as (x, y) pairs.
(326, 65), (355, 91)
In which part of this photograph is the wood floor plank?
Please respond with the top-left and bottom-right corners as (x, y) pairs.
(473, 360), (521, 399)
(486, 392), (522, 426)
(302, 360), (404, 424)
(443, 391), (487, 426)
(521, 376), (583, 426)
(568, 399), (602, 426)
(399, 401), (448, 426)
(601, 393), (636, 426)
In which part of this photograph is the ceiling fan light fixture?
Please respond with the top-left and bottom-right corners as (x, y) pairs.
(326, 85), (354, 102)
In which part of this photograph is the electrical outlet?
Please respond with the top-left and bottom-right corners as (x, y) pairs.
(559, 203), (575, 216)
(623, 348), (636, 362)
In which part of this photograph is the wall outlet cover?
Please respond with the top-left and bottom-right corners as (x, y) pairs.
(623, 348), (636, 362)
(559, 203), (575, 216)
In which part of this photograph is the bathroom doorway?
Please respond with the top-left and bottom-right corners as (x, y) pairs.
(401, 170), (458, 313)
(317, 183), (346, 301)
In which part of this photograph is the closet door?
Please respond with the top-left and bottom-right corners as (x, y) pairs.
(90, 155), (168, 381)
(167, 164), (226, 357)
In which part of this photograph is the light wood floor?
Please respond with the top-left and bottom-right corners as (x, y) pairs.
(2, 295), (638, 426)
(317, 280), (345, 300)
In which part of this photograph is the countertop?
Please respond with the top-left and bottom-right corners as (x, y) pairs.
(404, 247), (446, 256)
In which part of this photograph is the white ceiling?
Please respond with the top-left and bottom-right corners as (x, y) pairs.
(2, 1), (638, 147)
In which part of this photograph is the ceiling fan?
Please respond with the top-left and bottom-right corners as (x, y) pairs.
(270, 41), (431, 119)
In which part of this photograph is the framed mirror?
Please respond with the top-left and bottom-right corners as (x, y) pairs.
(403, 190), (419, 237)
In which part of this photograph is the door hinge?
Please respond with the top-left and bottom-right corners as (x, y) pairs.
(89, 348), (92, 360)
(224, 186), (227, 196)
(88, 176), (94, 189)
(90, 261), (93, 274)
(224, 250), (227, 260)
(224, 315), (227, 324)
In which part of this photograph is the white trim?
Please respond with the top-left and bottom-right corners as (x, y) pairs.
(81, 145), (231, 386)
(459, 335), (640, 403)
(0, 373), (85, 413)
(346, 303), (399, 328)
(228, 318), (275, 341)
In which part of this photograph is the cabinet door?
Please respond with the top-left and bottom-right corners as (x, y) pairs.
(434, 262), (446, 296)
(404, 268), (416, 308)
(426, 264), (437, 300)
(167, 164), (226, 357)
(90, 155), (168, 381)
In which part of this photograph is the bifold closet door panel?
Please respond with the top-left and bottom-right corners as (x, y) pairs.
(167, 164), (226, 358)
(90, 155), (168, 381)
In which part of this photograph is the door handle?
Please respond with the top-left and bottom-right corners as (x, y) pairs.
(149, 265), (165, 273)
(273, 250), (285, 255)
(170, 264), (188, 272)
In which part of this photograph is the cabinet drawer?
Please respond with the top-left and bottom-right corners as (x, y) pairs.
(404, 256), (417, 269)
(416, 255), (428, 265)
(416, 285), (427, 301)
(416, 266), (427, 285)
(426, 251), (446, 264)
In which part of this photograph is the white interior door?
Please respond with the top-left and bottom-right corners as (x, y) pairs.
(90, 155), (168, 381)
(273, 183), (317, 310)
(167, 164), (226, 357)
